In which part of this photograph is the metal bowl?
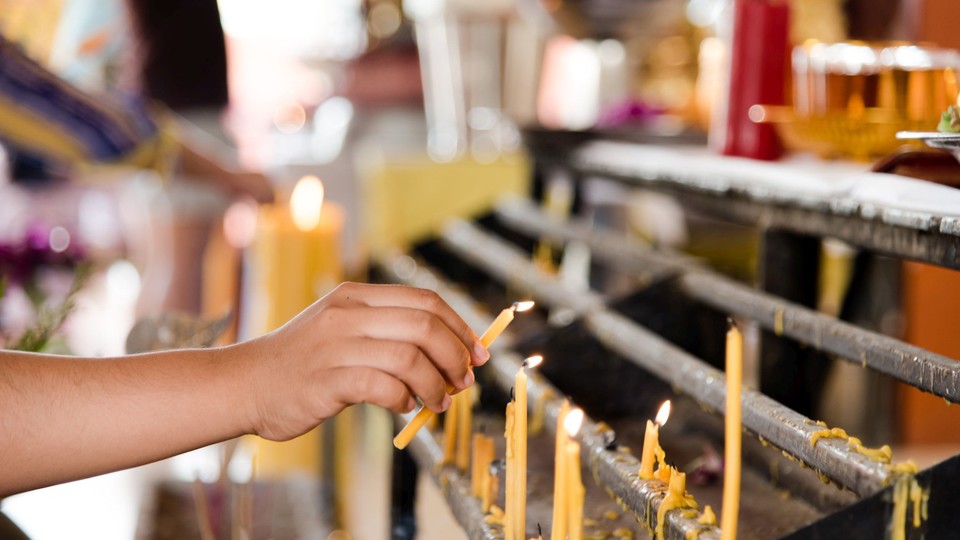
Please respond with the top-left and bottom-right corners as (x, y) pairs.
(896, 131), (960, 163)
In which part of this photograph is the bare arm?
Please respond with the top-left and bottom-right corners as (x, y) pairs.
(0, 283), (488, 496)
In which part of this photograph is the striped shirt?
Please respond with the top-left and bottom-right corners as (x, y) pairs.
(0, 35), (172, 175)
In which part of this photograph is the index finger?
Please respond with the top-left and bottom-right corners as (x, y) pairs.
(336, 283), (489, 366)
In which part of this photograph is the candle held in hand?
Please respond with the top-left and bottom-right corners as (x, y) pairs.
(721, 321), (743, 540)
(639, 400), (671, 480)
(393, 301), (535, 450)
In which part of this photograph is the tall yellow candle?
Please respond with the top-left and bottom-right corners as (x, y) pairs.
(393, 301), (535, 449)
(565, 409), (586, 540)
(514, 355), (542, 539)
(639, 401), (671, 480)
(505, 400), (517, 540)
(721, 321), (743, 540)
(551, 400), (571, 540)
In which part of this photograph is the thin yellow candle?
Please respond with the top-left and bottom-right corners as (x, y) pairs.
(441, 393), (459, 465)
(515, 355), (542, 539)
(721, 321), (743, 540)
(565, 409), (586, 540)
(505, 400), (517, 540)
(472, 433), (490, 496)
(482, 301), (535, 347)
(393, 301), (535, 449)
(456, 392), (473, 471)
(639, 401), (671, 480)
(551, 400), (571, 540)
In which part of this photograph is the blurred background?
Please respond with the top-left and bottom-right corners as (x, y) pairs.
(2, 0), (960, 538)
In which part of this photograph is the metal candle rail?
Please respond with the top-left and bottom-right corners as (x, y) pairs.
(377, 254), (721, 540)
(495, 196), (960, 404)
(440, 219), (894, 497)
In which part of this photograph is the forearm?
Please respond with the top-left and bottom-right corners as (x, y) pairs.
(0, 345), (254, 496)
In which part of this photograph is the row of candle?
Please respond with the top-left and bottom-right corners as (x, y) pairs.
(420, 301), (744, 539)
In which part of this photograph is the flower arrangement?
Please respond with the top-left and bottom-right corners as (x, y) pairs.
(0, 222), (90, 352)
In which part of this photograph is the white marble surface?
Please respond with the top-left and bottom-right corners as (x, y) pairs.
(576, 142), (960, 227)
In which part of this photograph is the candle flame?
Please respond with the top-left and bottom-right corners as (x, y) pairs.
(564, 408), (584, 437)
(655, 400), (672, 427)
(513, 300), (535, 312)
(523, 355), (543, 369)
(290, 175), (324, 231)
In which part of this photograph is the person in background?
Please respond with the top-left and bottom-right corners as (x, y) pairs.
(0, 282), (490, 496)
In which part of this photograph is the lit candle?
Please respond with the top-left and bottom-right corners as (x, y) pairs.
(565, 408), (586, 540)
(514, 355), (542, 539)
(551, 400), (571, 540)
(482, 301), (536, 347)
(393, 301), (535, 449)
(721, 321), (743, 540)
(640, 401), (672, 480)
(251, 175), (343, 477)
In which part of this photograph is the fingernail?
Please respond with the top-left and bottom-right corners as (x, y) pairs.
(463, 369), (475, 388)
(441, 394), (452, 412)
(406, 397), (417, 412)
(473, 341), (490, 364)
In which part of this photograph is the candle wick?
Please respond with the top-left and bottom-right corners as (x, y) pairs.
(510, 386), (515, 401)
(727, 316), (738, 331)
(538, 523), (542, 536)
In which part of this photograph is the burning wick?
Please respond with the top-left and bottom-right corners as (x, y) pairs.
(523, 355), (543, 370)
(564, 408), (585, 437)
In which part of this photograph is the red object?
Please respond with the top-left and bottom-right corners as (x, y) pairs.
(721, 0), (790, 160)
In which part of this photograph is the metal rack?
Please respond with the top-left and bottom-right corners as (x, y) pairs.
(380, 136), (960, 539)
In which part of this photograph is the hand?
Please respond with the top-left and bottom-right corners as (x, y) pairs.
(238, 282), (490, 441)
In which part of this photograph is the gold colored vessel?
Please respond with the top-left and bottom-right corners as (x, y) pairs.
(756, 41), (960, 160)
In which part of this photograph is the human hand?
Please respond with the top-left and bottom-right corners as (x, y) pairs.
(237, 282), (490, 441)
